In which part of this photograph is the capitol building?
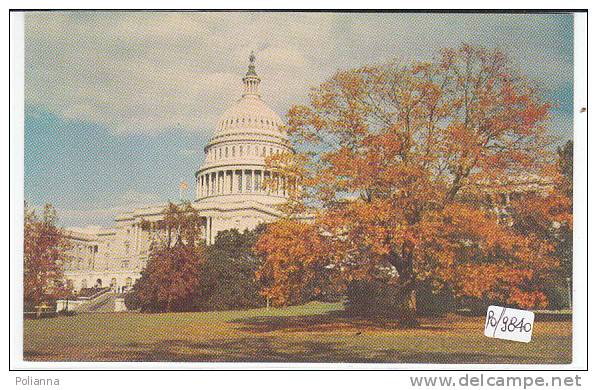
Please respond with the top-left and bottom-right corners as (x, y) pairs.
(63, 54), (295, 293)
(60, 55), (555, 296)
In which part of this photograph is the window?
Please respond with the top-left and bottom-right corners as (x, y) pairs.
(232, 146), (236, 156)
(225, 147), (228, 158)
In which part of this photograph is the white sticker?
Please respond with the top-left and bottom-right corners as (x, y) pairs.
(484, 305), (534, 343)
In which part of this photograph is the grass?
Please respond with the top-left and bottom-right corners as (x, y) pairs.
(23, 301), (572, 363)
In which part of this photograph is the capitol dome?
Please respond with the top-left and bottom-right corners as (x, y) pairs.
(215, 91), (285, 139)
(212, 51), (287, 142)
(194, 53), (294, 207)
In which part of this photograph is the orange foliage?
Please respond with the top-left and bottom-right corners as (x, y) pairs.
(258, 45), (563, 310)
(24, 203), (70, 308)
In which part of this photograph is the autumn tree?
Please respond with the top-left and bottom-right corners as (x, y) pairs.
(255, 220), (339, 306)
(256, 45), (560, 318)
(127, 202), (205, 312)
(24, 202), (70, 310)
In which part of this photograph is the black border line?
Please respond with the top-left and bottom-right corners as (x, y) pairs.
(8, 8), (589, 372)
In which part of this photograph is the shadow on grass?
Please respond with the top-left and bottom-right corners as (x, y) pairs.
(24, 337), (536, 363)
(229, 309), (450, 333)
(24, 309), (571, 363)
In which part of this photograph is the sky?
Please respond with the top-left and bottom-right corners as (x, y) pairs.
(23, 12), (575, 227)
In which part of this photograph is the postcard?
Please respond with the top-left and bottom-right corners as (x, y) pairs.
(12, 9), (587, 371)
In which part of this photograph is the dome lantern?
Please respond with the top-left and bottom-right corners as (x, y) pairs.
(242, 51), (261, 97)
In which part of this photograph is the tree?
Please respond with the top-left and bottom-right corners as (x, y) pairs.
(255, 220), (338, 306)
(557, 140), (573, 198)
(555, 140), (574, 278)
(24, 202), (70, 310)
(508, 140), (573, 307)
(194, 227), (266, 310)
(128, 202), (205, 312)
(257, 45), (559, 318)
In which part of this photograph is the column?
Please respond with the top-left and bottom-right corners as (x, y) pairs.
(274, 173), (279, 196)
(256, 170), (262, 192)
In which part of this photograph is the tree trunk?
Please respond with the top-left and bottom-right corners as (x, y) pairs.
(386, 243), (419, 327)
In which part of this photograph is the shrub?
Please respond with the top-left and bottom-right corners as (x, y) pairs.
(345, 280), (416, 325)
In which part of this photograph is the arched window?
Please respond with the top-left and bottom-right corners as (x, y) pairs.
(96, 279), (102, 287)
(232, 146), (236, 156)
(240, 146), (243, 156)
(225, 147), (228, 158)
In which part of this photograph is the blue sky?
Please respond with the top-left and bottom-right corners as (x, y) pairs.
(24, 12), (575, 227)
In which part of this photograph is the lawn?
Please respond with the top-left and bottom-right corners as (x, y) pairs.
(23, 302), (572, 363)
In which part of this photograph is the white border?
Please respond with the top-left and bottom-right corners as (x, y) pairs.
(7, 7), (589, 372)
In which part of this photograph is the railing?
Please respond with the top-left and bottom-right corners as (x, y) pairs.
(77, 287), (110, 301)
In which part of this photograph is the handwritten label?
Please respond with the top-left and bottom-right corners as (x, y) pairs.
(484, 305), (534, 343)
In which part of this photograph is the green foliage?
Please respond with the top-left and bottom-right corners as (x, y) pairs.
(557, 140), (573, 198)
(194, 227), (267, 311)
(556, 140), (573, 281)
(414, 282), (455, 316)
(128, 220), (268, 312)
(128, 203), (205, 312)
(345, 280), (417, 325)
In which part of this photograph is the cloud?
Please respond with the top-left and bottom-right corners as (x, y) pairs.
(25, 12), (573, 135)
(44, 189), (165, 228)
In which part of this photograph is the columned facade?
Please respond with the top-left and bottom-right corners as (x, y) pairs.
(194, 52), (293, 242)
(63, 53), (296, 293)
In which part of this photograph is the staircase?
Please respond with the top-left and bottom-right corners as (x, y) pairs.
(74, 289), (117, 313)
